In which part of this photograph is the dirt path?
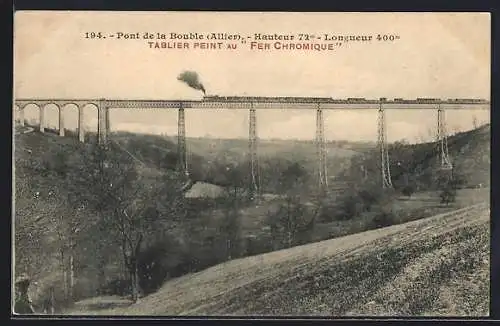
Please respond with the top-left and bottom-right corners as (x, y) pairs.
(15, 126), (35, 135)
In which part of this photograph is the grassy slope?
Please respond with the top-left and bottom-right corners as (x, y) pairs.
(311, 187), (489, 242)
(70, 203), (489, 316)
(404, 124), (490, 188)
(448, 124), (490, 186)
(339, 124), (490, 190)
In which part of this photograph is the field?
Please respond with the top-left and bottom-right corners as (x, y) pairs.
(64, 203), (489, 316)
(310, 187), (489, 242)
(189, 186), (489, 239)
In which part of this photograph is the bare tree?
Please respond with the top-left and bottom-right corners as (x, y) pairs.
(14, 176), (48, 278)
(64, 143), (185, 302)
(216, 163), (247, 260)
(15, 146), (88, 307)
(267, 161), (316, 249)
(220, 189), (244, 260)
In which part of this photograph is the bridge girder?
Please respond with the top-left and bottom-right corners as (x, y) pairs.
(15, 98), (490, 110)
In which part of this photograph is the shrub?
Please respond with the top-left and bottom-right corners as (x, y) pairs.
(440, 187), (457, 205)
(358, 188), (380, 211)
(136, 237), (193, 295)
(371, 210), (396, 229)
(99, 278), (132, 297)
(317, 201), (342, 223)
(243, 235), (273, 256)
(401, 184), (416, 197)
(334, 184), (396, 221)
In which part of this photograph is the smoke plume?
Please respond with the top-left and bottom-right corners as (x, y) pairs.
(177, 71), (206, 95)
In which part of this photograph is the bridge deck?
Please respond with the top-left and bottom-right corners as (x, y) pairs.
(14, 98), (490, 110)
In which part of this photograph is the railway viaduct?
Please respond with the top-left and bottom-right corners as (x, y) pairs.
(13, 97), (490, 196)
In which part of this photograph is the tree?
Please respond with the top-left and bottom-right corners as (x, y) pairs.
(267, 199), (315, 249)
(47, 191), (88, 303)
(259, 157), (306, 194)
(277, 161), (309, 195)
(64, 143), (186, 302)
(440, 187), (457, 206)
(371, 209), (396, 229)
(219, 190), (243, 260)
(15, 143), (88, 305)
(439, 181), (457, 206)
(14, 172), (51, 279)
(64, 144), (122, 290)
(214, 163), (248, 260)
(266, 161), (316, 249)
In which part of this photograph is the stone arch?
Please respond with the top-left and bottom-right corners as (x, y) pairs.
(81, 103), (99, 142)
(21, 103), (41, 128)
(41, 103), (61, 135)
(61, 103), (80, 138)
(13, 104), (23, 126)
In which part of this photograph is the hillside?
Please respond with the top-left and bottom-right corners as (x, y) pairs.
(109, 131), (360, 189)
(446, 124), (490, 186)
(14, 130), (173, 303)
(69, 203), (490, 316)
(406, 124), (490, 188)
(14, 123), (490, 314)
(184, 137), (361, 161)
(340, 124), (490, 190)
(67, 124), (491, 192)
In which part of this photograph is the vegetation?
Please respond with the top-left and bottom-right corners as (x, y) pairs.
(401, 184), (416, 197)
(13, 123), (490, 313)
(63, 143), (187, 301)
(81, 204), (489, 316)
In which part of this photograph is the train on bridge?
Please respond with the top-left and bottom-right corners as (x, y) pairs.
(202, 96), (489, 104)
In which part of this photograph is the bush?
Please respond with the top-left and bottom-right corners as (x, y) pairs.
(137, 237), (191, 295)
(401, 184), (416, 197)
(440, 187), (457, 205)
(243, 236), (273, 256)
(438, 174), (458, 206)
(337, 193), (363, 220)
(333, 184), (396, 222)
(265, 198), (315, 249)
(316, 201), (342, 223)
(371, 210), (396, 229)
(358, 188), (381, 211)
(99, 278), (132, 297)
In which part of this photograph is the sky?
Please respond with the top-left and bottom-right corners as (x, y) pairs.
(14, 12), (491, 143)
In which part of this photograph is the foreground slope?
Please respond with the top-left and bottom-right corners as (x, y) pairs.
(84, 202), (489, 316)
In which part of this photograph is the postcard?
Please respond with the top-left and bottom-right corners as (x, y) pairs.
(13, 11), (490, 317)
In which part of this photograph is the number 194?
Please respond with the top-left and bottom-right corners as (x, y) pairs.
(85, 32), (104, 39)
